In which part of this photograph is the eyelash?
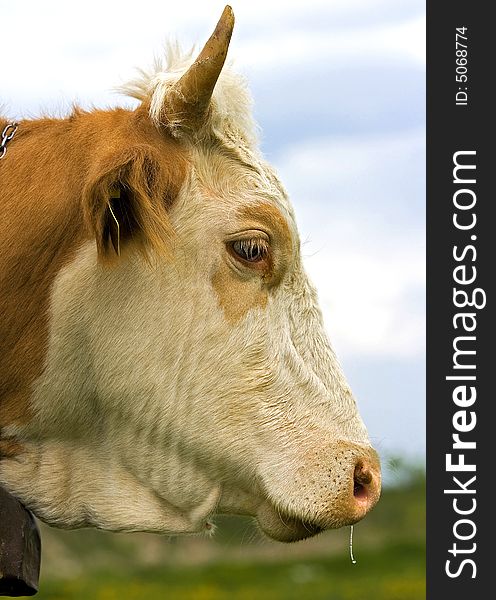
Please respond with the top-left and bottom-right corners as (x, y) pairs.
(230, 238), (269, 263)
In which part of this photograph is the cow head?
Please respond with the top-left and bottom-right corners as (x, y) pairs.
(0, 6), (380, 542)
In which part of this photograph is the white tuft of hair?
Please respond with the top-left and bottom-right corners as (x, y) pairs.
(119, 42), (259, 150)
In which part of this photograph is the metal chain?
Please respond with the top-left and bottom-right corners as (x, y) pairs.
(0, 122), (19, 159)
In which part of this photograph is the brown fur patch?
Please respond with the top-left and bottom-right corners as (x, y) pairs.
(83, 123), (188, 263)
(212, 264), (267, 324)
(0, 439), (24, 459)
(0, 107), (188, 440)
(211, 201), (293, 323)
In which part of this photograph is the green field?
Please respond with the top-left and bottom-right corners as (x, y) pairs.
(24, 462), (425, 600)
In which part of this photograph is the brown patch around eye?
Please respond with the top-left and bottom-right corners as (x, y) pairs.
(212, 263), (267, 324)
(211, 201), (292, 324)
(237, 202), (293, 285)
(239, 202), (291, 240)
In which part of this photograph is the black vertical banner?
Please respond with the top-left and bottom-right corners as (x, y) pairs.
(427, 2), (493, 598)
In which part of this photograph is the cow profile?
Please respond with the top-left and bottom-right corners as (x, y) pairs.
(0, 6), (380, 543)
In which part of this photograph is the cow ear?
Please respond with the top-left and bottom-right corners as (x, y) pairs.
(83, 145), (177, 263)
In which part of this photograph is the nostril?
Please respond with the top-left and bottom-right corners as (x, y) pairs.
(353, 463), (373, 500)
(354, 463), (373, 486)
(333, 449), (381, 524)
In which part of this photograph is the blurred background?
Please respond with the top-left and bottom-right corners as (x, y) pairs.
(2, 0), (425, 598)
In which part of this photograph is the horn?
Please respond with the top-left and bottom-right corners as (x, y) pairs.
(164, 5), (235, 130)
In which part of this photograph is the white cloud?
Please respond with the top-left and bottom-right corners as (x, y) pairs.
(304, 239), (425, 359)
(2, 1), (424, 117)
(276, 129), (425, 190)
(236, 15), (426, 71)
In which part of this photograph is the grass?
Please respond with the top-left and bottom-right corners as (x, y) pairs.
(22, 465), (426, 600)
(36, 542), (424, 600)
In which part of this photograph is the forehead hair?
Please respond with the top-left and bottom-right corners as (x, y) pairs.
(120, 43), (259, 153)
(121, 44), (296, 226)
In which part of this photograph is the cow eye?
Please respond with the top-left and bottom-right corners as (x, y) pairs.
(230, 239), (268, 263)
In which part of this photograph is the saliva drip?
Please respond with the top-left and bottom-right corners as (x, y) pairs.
(349, 525), (357, 565)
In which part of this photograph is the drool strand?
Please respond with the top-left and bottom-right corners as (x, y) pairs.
(349, 525), (357, 565)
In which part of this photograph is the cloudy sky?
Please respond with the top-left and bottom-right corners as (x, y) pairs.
(2, 0), (425, 471)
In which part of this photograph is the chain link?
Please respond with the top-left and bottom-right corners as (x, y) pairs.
(0, 122), (19, 159)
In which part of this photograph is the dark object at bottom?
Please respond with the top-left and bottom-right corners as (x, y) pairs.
(0, 485), (41, 596)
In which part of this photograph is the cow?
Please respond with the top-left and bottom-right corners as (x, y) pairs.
(0, 6), (380, 543)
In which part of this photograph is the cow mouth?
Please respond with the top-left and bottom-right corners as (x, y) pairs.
(255, 502), (324, 543)
(254, 482), (378, 543)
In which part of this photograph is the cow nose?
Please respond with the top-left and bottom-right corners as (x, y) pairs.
(348, 453), (381, 522)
